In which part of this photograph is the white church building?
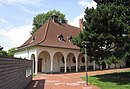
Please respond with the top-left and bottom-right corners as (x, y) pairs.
(14, 15), (126, 74)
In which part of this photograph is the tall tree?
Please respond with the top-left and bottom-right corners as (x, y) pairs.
(31, 10), (68, 35)
(72, 0), (130, 65)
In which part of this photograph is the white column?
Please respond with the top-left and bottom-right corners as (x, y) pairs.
(32, 59), (34, 73)
(100, 65), (102, 70)
(35, 57), (38, 74)
(93, 61), (95, 70)
(64, 56), (67, 73)
(106, 63), (108, 69)
(76, 57), (78, 72)
(35, 48), (38, 74)
(51, 56), (53, 73)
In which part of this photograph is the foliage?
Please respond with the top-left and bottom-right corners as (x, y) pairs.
(0, 50), (8, 57)
(7, 48), (15, 57)
(31, 9), (68, 35)
(81, 71), (130, 89)
(72, 0), (130, 65)
(0, 46), (3, 50)
(94, 0), (130, 6)
(0, 47), (15, 57)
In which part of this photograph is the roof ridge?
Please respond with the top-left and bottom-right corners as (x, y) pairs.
(37, 19), (51, 45)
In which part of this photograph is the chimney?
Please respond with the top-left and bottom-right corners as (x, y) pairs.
(51, 13), (59, 23)
(79, 18), (83, 30)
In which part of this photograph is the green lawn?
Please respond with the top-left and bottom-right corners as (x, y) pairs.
(81, 71), (130, 89)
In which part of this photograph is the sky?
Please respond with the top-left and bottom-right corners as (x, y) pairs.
(0, 0), (97, 51)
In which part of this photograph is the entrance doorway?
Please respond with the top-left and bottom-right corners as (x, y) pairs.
(102, 62), (106, 69)
(38, 59), (42, 72)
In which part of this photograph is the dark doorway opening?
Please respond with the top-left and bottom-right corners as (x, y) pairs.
(102, 62), (106, 69)
(38, 59), (42, 72)
(126, 59), (130, 67)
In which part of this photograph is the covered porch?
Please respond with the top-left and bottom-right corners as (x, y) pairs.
(30, 47), (96, 74)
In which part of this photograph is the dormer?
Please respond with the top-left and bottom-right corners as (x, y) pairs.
(67, 36), (72, 42)
(57, 34), (65, 41)
(30, 36), (36, 43)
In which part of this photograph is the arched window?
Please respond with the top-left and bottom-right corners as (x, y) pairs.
(72, 57), (76, 63)
(81, 57), (85, 63)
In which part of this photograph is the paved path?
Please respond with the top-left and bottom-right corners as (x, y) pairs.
(25, 68), (130, 89)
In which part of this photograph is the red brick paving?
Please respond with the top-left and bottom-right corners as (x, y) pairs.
(25, 68), (130, 89)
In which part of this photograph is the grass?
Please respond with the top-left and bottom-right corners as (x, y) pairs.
(32, 73), (36, 78)
(81, 71), (130, 89)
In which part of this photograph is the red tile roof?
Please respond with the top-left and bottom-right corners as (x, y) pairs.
(19, 19), (81, 49)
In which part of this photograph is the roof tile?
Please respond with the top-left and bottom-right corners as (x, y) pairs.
(19, 19), (80, 49)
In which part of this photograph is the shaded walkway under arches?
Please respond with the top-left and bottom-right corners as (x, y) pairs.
(38, 51), (51, 73)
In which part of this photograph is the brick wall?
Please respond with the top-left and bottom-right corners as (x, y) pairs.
(0, 57), (32, 89)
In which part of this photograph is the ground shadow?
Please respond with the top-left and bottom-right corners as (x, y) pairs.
(92, 71), (130, 85)
(48, 71), (85, 75)
(25, 79), (45, 89)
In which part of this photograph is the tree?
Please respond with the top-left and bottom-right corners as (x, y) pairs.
(0, 46), (8, 57)
(0, 46), (15, 57)
(94, 0), (130, 6)
(31, 9), (68, 35)
(72, 0), (130, 65)
(0, 46), (3, 50)
(7, 48), (15, 57)
(0, 50), (8, 57)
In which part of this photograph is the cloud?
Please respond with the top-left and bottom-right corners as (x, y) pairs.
(0, 3), (3, 7)
(16, 4), (39, 15)
(78, 0), (97, 9)
(69, 0), (97, 27)
(0, 18), (13, 29)
(0, 0), (45, 15)
(0, 0), (43, 5)
(0, 18), (10, 25)
(69, 12), (84, 27)
(0, 25), (32, 50)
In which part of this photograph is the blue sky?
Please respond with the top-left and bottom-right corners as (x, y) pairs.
(0, 0), (96, 50)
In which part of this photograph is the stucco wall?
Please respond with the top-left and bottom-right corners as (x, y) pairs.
(14, 46), (126, 73)
(14, 47), (36, 60)
(37, 46), (81, 72)
(0, 57), (32, 89)
(109, 60), (125, 69)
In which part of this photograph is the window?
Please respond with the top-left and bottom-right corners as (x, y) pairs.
(67, 36), (72, 42)
(57, 34), (65, 41)
(32, 36), (36, 40)
(30, 36), (36, 43)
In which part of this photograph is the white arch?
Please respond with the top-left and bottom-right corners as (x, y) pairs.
(31, 54), (35, 73)
(78, 53), (85, 71)
(38, 51), (51, 73)
(66, 53), (76, 72)
(53, 52), (64, 72)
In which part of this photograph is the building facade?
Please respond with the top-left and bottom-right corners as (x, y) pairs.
(14, 15), (126, 74)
